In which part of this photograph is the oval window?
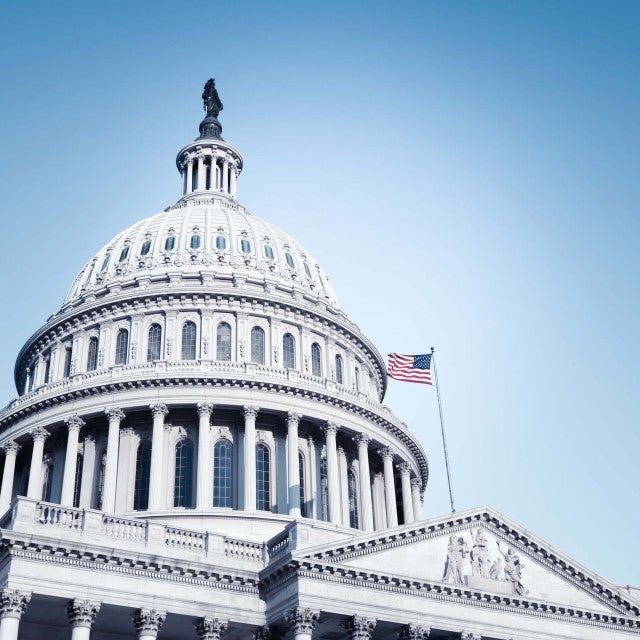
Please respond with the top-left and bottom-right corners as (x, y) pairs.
(216, 235), (226, 250)
(100, 254), (110, 272)
(264, 245), (274, 260)
(118, 245), (130, 263)
(140, 239), (152, 256)
(165, 236), (175, 251)
(303, 262), (312, 279)
(190, 234), (201, 249)
(241, 239), (251, 254)
(285, 252), (295, 268)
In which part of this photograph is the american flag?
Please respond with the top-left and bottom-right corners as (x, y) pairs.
(387, 353), (433, 385)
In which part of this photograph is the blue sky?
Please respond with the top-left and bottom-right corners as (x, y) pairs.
(0, 1), (638, 586)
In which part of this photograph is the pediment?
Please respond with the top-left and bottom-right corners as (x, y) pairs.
(298, 507), (639, 618)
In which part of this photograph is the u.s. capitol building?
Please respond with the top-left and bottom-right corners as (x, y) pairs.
(0, 80), (636, 640)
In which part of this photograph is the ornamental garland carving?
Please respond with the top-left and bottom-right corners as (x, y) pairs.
(443, 528), (528, 596)
(66, 599), (101, 629)
(286, 608), (319, 634)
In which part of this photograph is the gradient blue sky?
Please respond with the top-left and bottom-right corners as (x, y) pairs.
(0, 2), (638, 586)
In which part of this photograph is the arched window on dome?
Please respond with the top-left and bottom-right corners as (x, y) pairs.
(283, 333), (295, 369)
(100, 253), (110, 272)
(140, 239), (152, 256)
(147, 324), (162, 362)
(251, 326), (265, 365)
(114, 328), (129, 365)
(213, 439), (233, 508)
(63, 344), (73, 378)
(215, 235), (226, 251)
(241, 239), (252, 254)
(298, 451), (306, 517)
(118, 245), (130, 263)
(190, 234), (201, 250)
(311, 342), (322, 377)
(354, 366), (361, 392)
(134, 441), (151, 510)
(303, 262), (312, 280)
(335, 354), (344, 385)
(216, 322), (232, 361)
(320, 455), (328, 521)
(264, 244), (274, 261)
(43, 353), (51, 385)
(86, 337), (99, 372)
(285, 252), (295, 269)
(72, 452), (83, 508)
(256, 443), (271, 511)
(181, 321), (197, 360)
(348, 469), (359, 529)
(164, 236), (176, 252)
(174, 439), (195, 508)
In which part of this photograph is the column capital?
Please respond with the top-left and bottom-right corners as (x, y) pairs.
(398, 461), (412, 475)
(253, 625), (284, 640)
(105, 407), (125, 422)
(84, 433), (96, 444)
(378, 446), (395, 460)
(286, 608), (319, 635)
(243, 405), (259, 419)
(410, 477), (422, 489)
(286, 411), (302, 427)
(31, 426), (49, 444)
(65, 414), (85, 432)
(2, 441), (20, 456)
(66, 599), (101, 629)
(194, 617), (228, 640)
(460, 634), (482, 640)
(149, 403), (169, 418)
(306, 435), (315, 448)
(197, 402), (215, 417)
(0, 589), (31, 620)
(354, 432), (371, 447)
(323, 421), (338, 436)
(337, 446), (346, 458)
(342, 615), (376, 640)
(398, 623), (431, 640)
(132, 608), (166, 636)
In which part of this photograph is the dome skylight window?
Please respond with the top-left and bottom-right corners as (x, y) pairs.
(190, 234), (201, 250)
(264, 245), (274, 260)
(165, 236), (176, 252)
(241, 239), (251, 254)
(118, 246), (130, 263)
(140, 239), (152, 256)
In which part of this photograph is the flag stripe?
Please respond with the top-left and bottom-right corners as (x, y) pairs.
(387, 353), (433, 385)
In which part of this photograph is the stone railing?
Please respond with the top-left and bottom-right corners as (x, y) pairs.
(102, 514), (147, 542)
(224, 536), (265, 562)
(165, 526), (206, 552)
(266, 528), (291, 559)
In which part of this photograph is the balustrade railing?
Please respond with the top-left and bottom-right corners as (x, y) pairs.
(165, 526), (206, 551)
(266, 529), (290, 559)
(223, 536), (264, 562)
(36, 503), (83, 529)
(102, 514), (147, 542)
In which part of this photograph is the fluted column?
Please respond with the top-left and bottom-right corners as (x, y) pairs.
(337, 446), (349, 525)
(222, 159), (229, 193)
(195, 617), (228, 640)
(286, 411), (301, 516)
(398, 623), (431, 640)
(286, 608), (319, 640)
(0, 590), (30, 640)
(307, 436), (317, 517)
(186, 158), (193, 194)
(411, 478), (423, 521)
(355, 433), (374, 531)
(26, 427), (49, 499)
(78, 435), (95, 508)
(373, 472), (386, 530)
(67, 599), (101, 640)
(379, 447), (398, 527)
(197, 155), (205, 191)
(197, 403), (214, 509)
(0, 442), (20, 514)
(132, 609), (166, 640)
(148, 403), (169, 510)
(60, 415), (84, 506)
(342, 615), (376, 640)
(102, 408), (125, 513)
(399, 462), (414, 524)
(243, 405), (259, 510)
(230, 167), (237, 197)
(323, 422), (341, 524)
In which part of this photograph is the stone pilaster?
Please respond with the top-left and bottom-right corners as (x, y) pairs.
(355, 433), (374, 531)
(102, 408), (125, 512)
(379, 446), (398, 527)
(342, 615), (376, 640)
(194, 617), (228, 640)
(132, 608), (166, 639)
(286, 608), (319, 640)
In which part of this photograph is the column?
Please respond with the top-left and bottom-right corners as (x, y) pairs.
(0, 442), (20, 515)
(197, 155), (205, 191)
(286, 608), (319, 640)
(398, 623), (431, 640)
(197, 403), (214, 509)
(373, 473), (386, 530)
(102, 408), (125, 513)
(411, 478), (423, 521)
(337, 447), (349, 525)
(186, 158), (194, 194)
(243, 405), (258, 510)
(132, 609), (166, 640)
(323, 422), (341, 524)
(0, 590), (30, 640)
(26, 427), (49, 499)
(78, 435), (96, 509)
(355, 433), (374, 531)
(307, 436), (317, 517)
(67, 599), (101, 640)
(342, 615), (377, 640)
(286, 412), (301, 517)
(398, 462), (414, 524)
(230, 167), (237, 197)
(222, 159), (229, 193)
(194, 617), (228, 640)
(60, 415), (84, 506)
(148, 403), (168, 510)
(379, 447), (398, 527)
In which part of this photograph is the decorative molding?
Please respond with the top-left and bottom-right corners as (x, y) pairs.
(31, 426), (49, 443)
(342, 615), (376, 640)
(150, 403), (169, 418)
(1, 440), (20, 456)
(398, 623), (431, 640)
(132, 608), (166, 636)
(194, 616), (228, 640)
(65, 414), (85, 431)
(105, 407), (125, 422)
(197, 402), (215, 417)
(243, 405), (259, 420)
(354, 433), (371, 447)
(0, 589), (31, 620)
(67, 598), (101, 629)
(286, 607), (319, 635)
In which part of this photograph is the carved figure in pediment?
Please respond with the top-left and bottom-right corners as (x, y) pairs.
(489, 556), (503, 580)
(496, 542), (527, 595)
(471, 528), (490, 577)
(443, 534), (469, 584)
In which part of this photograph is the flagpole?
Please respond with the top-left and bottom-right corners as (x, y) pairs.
(431, 346), (455, 513)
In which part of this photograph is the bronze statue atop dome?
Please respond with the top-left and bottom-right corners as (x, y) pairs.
(202, 78), (223, 118)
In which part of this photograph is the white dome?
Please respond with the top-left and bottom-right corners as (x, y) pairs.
(63, 194), (339, 308)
